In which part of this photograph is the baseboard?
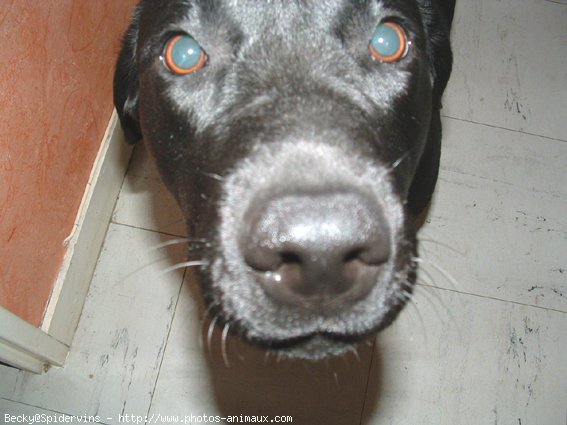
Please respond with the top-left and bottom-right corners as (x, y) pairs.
(42, 111), (132, 346)
(0, 307), (68, 374)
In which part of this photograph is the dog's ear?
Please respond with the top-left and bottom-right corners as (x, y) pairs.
(408, 0), (455, 217)
(419, 0), (455, 108)
(435, 0), (456, 27)
(114, 10), (142, 145)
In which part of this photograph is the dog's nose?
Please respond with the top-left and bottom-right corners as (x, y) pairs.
(240, 191), (391, 308)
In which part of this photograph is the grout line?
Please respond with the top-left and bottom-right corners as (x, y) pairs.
(144, 269), (188, 420)
(440, 114), (567, 143)
(358, 340), (376, 425)
(416, 282), (567, 315)
(109, 220), (187, 239)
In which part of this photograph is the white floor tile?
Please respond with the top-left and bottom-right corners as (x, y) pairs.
(420, 118), (567, 311)
(362, 285), (567, 424)
(0, 224), (186, 423)
(445, 0), (567, 140)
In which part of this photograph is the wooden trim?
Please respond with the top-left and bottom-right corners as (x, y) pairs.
(42, 111), (132, 345)
(0, 307), (68, 374)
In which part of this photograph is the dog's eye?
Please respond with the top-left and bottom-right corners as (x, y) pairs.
(369, 22), (409, 63)
(163, 34), (206, 75)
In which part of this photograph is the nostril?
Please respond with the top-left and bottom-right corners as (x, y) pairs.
(280, 251), (303, 265)
(243, 246), (282, 272)
(343, 248), (363, 263)
(244, 246), (306, 273)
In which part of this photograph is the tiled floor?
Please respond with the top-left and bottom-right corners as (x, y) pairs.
(2, 1), (566, 424)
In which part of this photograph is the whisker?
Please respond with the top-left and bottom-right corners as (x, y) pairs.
(199, 171), (224, 182)
(418, 237), (465, 256)
(416, 279), (461, 333)
(416, 263), (437, 287)
(340, 351), (351, 367)
(347, 345), (361, 363)
(414, 283), (444, 321)
(402, 285), (428, 340)
(415, 258), (462, 334)
(322, 359), (341, 386)
(393, 291), (411, 305)
(199, 304), (216, 350)
(390, 151), (410, 170)
(160, 260), (209, 275)
(112, 256), (189, 288)
(221, 323), (230, 368)
(149, 237), (211, 252)
(402, 292), (413, 303)
(410, 300), (428, 340)
(332, 370), (339, 386)
(414, 257), (459, 290)
(207, 316), (218, 354)
(149, 238), (190, 251)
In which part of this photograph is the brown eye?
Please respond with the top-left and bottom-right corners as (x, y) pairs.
(163, 34), (206, 75)
(369, 22), (409, 63)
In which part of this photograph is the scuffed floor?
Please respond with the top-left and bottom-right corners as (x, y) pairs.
(1, 1), (566, 424)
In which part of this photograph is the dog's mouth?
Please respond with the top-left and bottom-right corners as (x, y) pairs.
(210, 257), (415, 361)
(264, 333), (369, 361)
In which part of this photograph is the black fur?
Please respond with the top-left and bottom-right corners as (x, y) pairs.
(114, 0), (454, 360)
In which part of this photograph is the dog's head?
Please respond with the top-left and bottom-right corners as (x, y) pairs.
(114, 0), (453, 360)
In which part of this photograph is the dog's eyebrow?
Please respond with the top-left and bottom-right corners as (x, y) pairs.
(196, 0), (224, 21)
(331, 0), (373, 41)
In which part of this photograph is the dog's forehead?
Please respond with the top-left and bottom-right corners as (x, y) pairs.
(221, 0), (344, 25)
(220, 0), (418, 18)
(139, 0), (421, 35)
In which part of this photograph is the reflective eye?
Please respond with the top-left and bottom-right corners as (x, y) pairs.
(369, 22), (409, 63)
(163, 34), (206, 75)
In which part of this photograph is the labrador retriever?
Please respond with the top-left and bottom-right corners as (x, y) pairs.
(114, 0), (455, 360)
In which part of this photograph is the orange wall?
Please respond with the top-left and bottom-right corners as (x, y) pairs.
(0, 1), (138, 326)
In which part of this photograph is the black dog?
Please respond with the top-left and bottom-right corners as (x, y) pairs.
(114, 0), (454, 360)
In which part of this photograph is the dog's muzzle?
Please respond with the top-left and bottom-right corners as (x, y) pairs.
(208, 141), (412, 359)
